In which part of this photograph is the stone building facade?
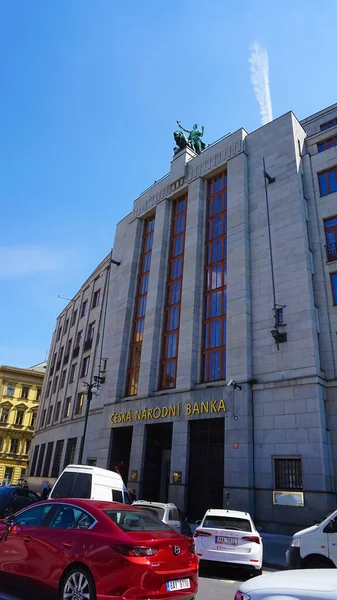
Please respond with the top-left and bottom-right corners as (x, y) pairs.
(30, 104), (337, 533)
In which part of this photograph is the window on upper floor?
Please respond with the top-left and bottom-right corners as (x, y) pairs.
(75, 393), (84, 415)
(87, 321), (95, 341)
(81, 356), (90, 378)
(317, 135), (337, 153)
(64, 397), (71, 418)
(25, 440), (31, 455)
(60, 370), (67, 389)
(92, 289), (100, 308)
(36, 388), (42, 401)
(80, 300), (88, 318)
(76, 330), (83, 347)
(320, 118), (337, 131)
(331, 272), (337, 305)
(54, 401), (61, 422)
(56, 325), (62, 342)
(0, 408), (9, 423)
(40, 408), (46, 428)
(324, 216), (337, 262)
(318, 166), (337, 196)
(52, 376), (58, 394)
(69, 363), (76, 383)
(15, 411), (24, 425)
(64, 318), (69, 334)
(10, 438), (19, 454)
(5, 384), (15, 397)
(46, 380), (51, 398)
(21, 386), (29, 399)
(71, 310), (77, 327)
(66, 338), (72, 355)
(47, 406), (53, 425)
(31, 412), (37, 428)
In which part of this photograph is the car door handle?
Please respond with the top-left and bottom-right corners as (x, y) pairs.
(23, 535), (32, 542)
(63, 542), (74, 548)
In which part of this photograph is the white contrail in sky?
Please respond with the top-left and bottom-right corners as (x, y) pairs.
(249, 43), (273, 125)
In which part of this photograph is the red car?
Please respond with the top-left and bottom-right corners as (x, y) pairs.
(0, 498), (198, 600)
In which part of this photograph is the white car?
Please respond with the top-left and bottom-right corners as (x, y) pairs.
(194, 508), (263, 575)
(234, 569), (337, 599)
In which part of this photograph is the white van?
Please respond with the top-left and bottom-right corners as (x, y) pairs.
(287, 509), (337, 569)
(49, 464), (132, 505)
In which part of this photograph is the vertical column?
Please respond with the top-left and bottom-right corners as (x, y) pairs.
(176, 178), (205, 389)
(127, 423), (146, 497)
(224, 151), (255, 515)
(137, 200), (171, 396)
(168, 420), (189, 511)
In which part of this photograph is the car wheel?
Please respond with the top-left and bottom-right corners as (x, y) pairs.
(60, 566), (96, 600)
(304, 555), (334, 569)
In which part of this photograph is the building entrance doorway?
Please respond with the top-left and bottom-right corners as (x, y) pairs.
(142, 423), (172, 501)
(108, 426), (133, 485)
(187, 418), (224, 521)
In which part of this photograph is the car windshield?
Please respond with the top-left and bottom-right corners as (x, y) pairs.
(202, 515), (252, 532)
(135, 505), (165, 519)
(104, 509), (169, 532)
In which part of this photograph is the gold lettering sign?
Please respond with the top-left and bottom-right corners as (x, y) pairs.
(110, 399), (226, 425)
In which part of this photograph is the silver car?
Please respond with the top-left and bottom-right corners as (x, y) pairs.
(132, 500), (192, 536)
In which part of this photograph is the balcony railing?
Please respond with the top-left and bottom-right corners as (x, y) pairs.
(83, 338), (93, 352)
(326, 242), (337, 262)
(63, 353), (70, 365)
(72, 346), (80, 358)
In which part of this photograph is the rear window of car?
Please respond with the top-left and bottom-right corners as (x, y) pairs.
(135, 505), (165, 519)
(51, 472), (91, 499)
(203, 516), (252, 532)
(103, 509), (169, 531)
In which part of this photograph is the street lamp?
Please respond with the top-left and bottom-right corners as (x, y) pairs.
(78, 376), (104, 465)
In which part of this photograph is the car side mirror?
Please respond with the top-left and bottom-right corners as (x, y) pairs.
(195, 520), (201, 526)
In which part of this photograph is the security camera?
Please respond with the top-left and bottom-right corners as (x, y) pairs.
(227, 379), (235, 387)
(226, 379), (242, 391)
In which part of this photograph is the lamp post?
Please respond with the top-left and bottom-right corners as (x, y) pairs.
(78, 376), (104, 465)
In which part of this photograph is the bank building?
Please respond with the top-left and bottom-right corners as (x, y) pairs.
(30, 104), (337, 533)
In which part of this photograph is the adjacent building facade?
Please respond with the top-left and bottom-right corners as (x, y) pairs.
(30, 103), (337, 533)
(0, 364), (45, 484)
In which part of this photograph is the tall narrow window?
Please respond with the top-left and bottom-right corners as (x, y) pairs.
(202, 172), (227, 382)
(324, 216), (337, 262)
(126, 216), (155, 396)
(159, 196), (187, 389)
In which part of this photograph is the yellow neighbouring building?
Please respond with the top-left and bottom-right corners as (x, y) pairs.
(0, 363), (45, 484)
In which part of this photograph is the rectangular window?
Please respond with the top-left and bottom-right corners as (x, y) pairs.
(46, 380), (51, 397)
(318, 166), (337, 196)
(75, 393), (84, 415)
(202, 173), (227, 382)
(92, 289), (100, 308)
(30, 446), (39, 476)
(317, 135), (337, 153)
(320, 118), (337, 131)
(25, 440), (31, 455)
(10, 438), (19, 453)
(4, 467), (13, 485)
(60, 370), (67, 389)
(36, 388), (42, 401)
(274, 458), (303, 490)
(64, 318), (69, 334)
(69, 363), (76, 383)
(15, 410), (24, 425)
(30, 412), (37, 428)
(159, 196), (187, 389)
(64, 397), (71, 418)
(42, 441), (54, 478)
(126, 216), (155, 396)
(331, 272), (337, 305)
(40, 408), (46, 428)
(81, 356), (90, 378)
(87, 321), (95, 340)
(80, 300), (88, 318)
(5, 384), (15, 397)
(47, 406), (53, 424)
(52, 376), (58, 394)
(51, 439), (64, 478)
(66, 338), (72, 355)
(56, 325), (62, 342)
(21, 386), (29, 399)
(0, 408), (9, 423)
(76, 330), (83, 347)
(63, 438), (77, 469)
(71, 309), (77, 327)
(324, 216), (337, 262)
(36, 443), (46, 476)
(54, 401), (61, 422)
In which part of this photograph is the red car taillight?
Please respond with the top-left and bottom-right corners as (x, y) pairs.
(194, 530), (212, 538)
(234, 592), (251, 600)
(241, 535), (260, 545)
(112, 545), (159, 557)
(188, 541), (196, 553)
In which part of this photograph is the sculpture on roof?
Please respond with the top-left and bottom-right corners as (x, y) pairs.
(173, 120), (205, 155)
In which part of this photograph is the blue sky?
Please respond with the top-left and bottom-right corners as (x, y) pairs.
(1, 0), (336, 367)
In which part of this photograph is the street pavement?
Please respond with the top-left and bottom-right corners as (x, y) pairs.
(0, 566), (278, 600)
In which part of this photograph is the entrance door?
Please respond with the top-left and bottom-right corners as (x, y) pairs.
(142, 423), (173, 501)
(109, 426), (133, 485)
(187, 418), (224, 521)
(160, 450), (171, 503)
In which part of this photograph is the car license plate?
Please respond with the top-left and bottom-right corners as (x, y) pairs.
(166, 579), (190, 592)
(215, 536), (238, 545)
